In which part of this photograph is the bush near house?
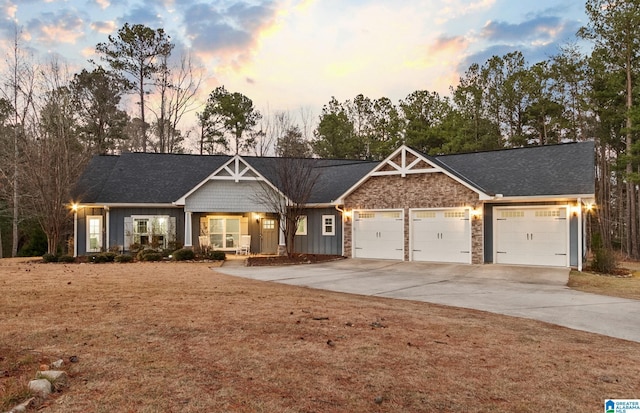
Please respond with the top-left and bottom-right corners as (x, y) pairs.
(137, 249), (163, 262)
(201, 250), (226, 261)
(42, 253), (57, 263)
(115, 254), (134, 263)
(90, 252), (117, 263)
(58, 255), (75, 263)
(172, 248), (195, 261)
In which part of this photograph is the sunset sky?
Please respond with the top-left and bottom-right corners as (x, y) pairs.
(1, 0), (589, 126)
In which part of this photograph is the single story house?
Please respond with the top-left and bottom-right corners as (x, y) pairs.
(71, 141), (595, 269)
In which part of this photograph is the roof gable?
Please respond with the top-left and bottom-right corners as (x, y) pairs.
(174, 155), (279, 205)
(336, 146), (492, 202)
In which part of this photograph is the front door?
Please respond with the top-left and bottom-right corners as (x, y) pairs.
(261, 218), (278, 254)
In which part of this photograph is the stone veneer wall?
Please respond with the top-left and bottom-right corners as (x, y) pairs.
(343, 173), (484, 264)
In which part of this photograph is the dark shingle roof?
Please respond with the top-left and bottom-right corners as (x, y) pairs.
(72, 153), (231, 203)
(244, 157), (379, 203)
(72, 141), (594, 205)
(434, 141), (595, 197)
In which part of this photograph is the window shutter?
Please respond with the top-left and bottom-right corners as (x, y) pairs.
(169, 216), (177, 243)
(124, 217), (133, 250)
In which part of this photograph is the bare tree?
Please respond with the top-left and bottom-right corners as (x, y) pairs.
(20, 59), (91, 254)
(149, 52), (202, 153)
(254, 158), (320, 256)
(0, 25), (37, 256)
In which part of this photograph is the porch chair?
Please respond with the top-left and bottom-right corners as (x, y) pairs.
(236, 235), (251, 255)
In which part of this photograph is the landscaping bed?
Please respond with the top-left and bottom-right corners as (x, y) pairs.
(246, 253), (345, 266)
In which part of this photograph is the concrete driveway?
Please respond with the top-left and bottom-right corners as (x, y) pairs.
(217, 259), (640, 343)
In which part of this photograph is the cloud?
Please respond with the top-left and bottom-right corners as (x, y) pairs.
(27, 9), (87, 45)
(436, 0), (496, 24)
(90, 20), (116, 34)
(94, 0), (110, 9)
(480, 15), (565, 42)
(183, 1), (278, 55)
(117, 0), (164, 28)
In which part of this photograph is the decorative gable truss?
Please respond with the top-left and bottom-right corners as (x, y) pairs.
(335, 145), (492, 203)
(214, 157), (260, 182)
(372, 146), (436, 177)
(174, 155), (284, 206)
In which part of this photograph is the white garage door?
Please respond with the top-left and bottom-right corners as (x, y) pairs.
(353, 210), (404, 260)
(411, 209), (471, 263)
(494, 207), (568, 266)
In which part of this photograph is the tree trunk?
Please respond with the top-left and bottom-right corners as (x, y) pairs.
(12, 127), (18, 257)
(625, 53), (639, 258)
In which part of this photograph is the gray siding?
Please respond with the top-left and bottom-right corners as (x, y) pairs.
(294, 208), (342, 255)
(76, 207), (104, 255)
(76, 207), (183, 255)
(108, 208), (184, 252)
(185, 180), (276, 213)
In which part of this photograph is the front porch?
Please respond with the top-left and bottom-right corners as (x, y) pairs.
(183, 211), (284, 255)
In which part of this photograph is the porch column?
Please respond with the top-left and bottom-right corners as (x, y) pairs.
(184, 211), (193, 248)
(278, 213), (286, 255)
(577, 198), (583, 272)
(105, 207), (110, 251)
(73, 211), (78, 257)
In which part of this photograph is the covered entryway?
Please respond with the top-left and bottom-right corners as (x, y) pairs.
(352, 210), (404, 260)
(494, 206), (568, 266)
(410, 208), (471, 263)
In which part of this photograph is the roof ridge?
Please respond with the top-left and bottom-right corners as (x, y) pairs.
(435, 140), (594, 158)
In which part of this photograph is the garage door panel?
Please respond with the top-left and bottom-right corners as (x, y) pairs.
(495, 207), (567, 267)
(411, 209), (471, 264)
(353, 210), (404, 260)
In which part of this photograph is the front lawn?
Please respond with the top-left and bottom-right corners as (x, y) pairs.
(1, 258), (638, 412)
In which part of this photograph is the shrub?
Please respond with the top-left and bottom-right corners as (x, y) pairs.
(58, 255), (75, 263)
(142, 252), (162, 262)
(209, 250), (226, 261)
(42, 253), (58, 263)
(91, 252), (116, 263)
(115, 254), (134, 263)
(592, 248), (617, 274)
(173, 248), (195, 261)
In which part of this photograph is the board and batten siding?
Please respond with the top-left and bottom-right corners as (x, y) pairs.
(108, 207), (184, 253)
(294, 208), (342, 255)
(76, 206), (105, 255)
(185, 181), (276, 213)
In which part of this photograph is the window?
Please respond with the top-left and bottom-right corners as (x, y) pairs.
(133, 216), (170, 249)
(208, 217), (241, 249)
(86, 216), (103, 252)
(296, 215), (307, 235)
(322, 215), (335, 236)
(263, 219), (276, 230)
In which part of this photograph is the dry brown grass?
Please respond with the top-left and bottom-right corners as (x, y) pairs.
(1, 258), (639, 412)
(569, 262), (640, 300)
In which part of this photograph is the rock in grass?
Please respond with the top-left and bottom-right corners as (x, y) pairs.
(37, 370), (68, 387)
(7, 397), (35, 413)
(28, 379), (52, 398)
